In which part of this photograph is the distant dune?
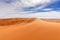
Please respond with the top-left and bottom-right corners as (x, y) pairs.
(41, 19), (60, 23)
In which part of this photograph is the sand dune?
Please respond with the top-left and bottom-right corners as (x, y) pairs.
(0, 18), (60, 40)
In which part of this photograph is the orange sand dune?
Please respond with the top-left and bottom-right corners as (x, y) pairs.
(0, 18), (60, 40)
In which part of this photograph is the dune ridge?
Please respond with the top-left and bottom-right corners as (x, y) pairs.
(0, 18), (60, 26)
(0, 18), (36, 26)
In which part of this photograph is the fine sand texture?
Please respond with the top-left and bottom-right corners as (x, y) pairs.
(0, 18), (60, 40)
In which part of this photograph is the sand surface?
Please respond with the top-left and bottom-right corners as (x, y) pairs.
(0, 18), (60, 40)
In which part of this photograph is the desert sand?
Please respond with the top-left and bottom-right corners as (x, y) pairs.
(0, 18), (60, 40)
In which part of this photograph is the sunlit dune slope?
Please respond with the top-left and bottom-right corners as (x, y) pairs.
(0, 18), (60, 40)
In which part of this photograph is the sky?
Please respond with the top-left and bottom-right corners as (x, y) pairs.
(0, 0), (60, 19)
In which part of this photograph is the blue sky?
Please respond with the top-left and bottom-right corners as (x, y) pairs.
(24, 0), (60, 12)
(38, 1), (60, 12)
(44, 1), (60, 11)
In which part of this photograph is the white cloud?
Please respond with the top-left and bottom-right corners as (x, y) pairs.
(0, 0), (60, 19)
(0, 10), (60, 19)
(35, 11), (60, 19)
